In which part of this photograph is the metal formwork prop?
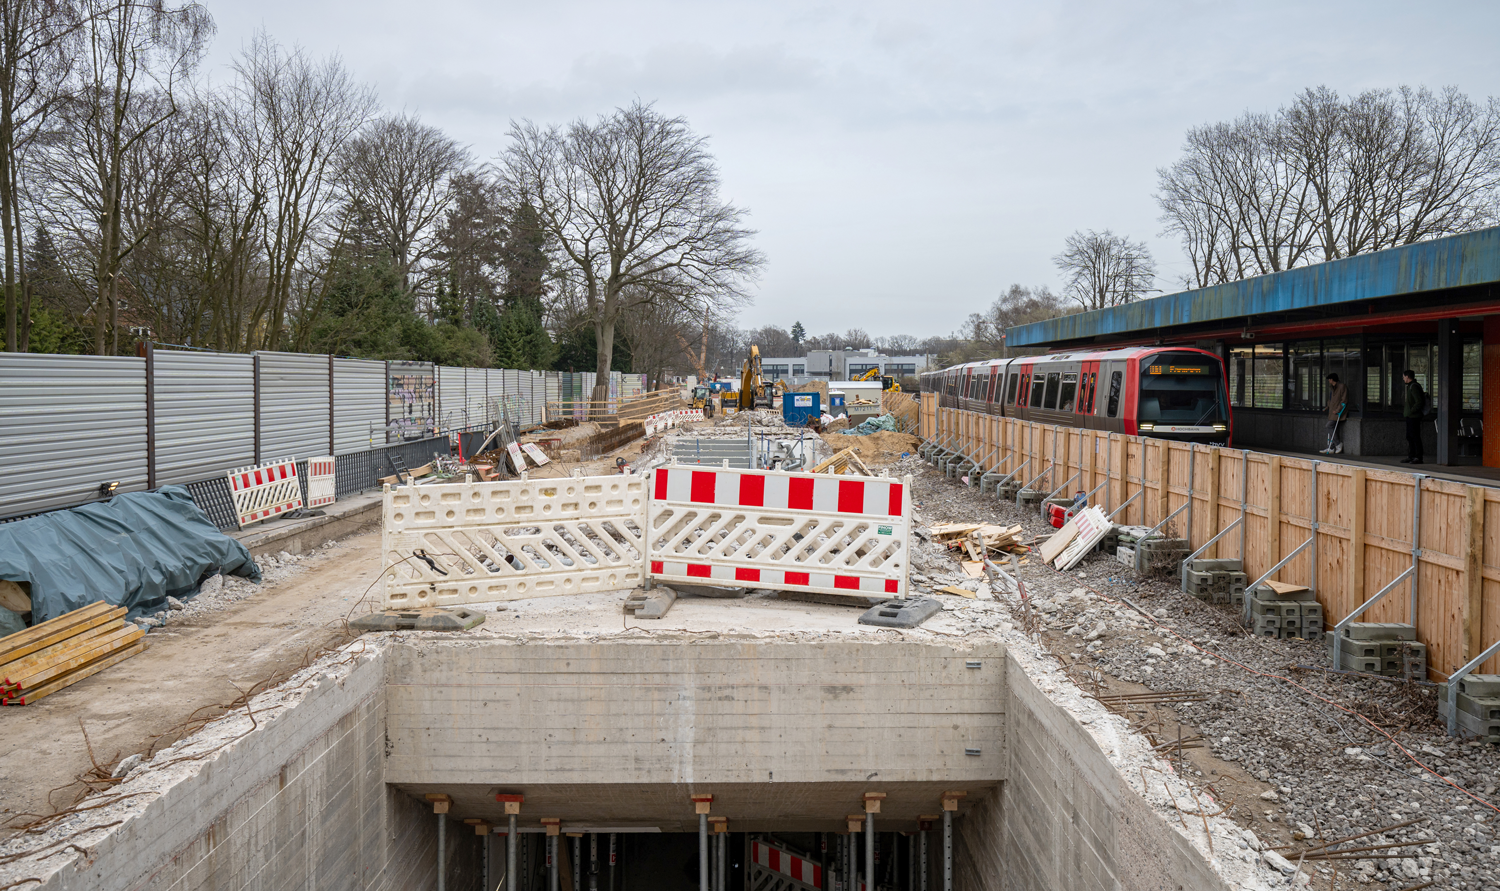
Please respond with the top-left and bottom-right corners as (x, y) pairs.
(647, 466), (912, 598)
(382, 475), (648, 608)
(227, 457), (303, 528)
(306, 455), (336, 508)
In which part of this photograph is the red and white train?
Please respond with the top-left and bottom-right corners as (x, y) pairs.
(921, 346), (1232, 445)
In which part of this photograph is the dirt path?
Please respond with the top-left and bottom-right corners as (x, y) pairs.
(0, 530), (382, 834)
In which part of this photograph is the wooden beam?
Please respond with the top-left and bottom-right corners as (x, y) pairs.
(1347, 468), (1366, 607)
(1463, 485), (1485, 662)
(1267, 456), (1282, 568)
(1205, 448), (1221, 557)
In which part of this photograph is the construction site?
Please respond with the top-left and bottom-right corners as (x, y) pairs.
(1, 234), (1500, 891)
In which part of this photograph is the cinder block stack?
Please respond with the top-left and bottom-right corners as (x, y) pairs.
(1181, 558), (1248, 606)
(1437, 674), (1500, 741)
(1326, 623), (1426, 680)
(1015, 488), (1045, 509)
(1246, 584), (1323, 641)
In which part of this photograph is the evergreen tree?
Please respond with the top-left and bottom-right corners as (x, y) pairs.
(790, 320), (805, 346)
(498, 201), (549, 312)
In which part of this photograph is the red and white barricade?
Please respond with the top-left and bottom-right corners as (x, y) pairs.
(307, 456), (336, 508)
(227, 458), (303, 528)
(751, 839), (824, 891)
(647, 465), (911, 598)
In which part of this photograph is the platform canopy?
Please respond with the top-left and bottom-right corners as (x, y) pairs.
(1008, 226), (1500, 349)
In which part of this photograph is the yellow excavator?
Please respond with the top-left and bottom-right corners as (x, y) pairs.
(739, 345), (772, 411)
(852, 367), (902, 392)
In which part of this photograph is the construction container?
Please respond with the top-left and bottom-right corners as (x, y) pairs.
(782, 392), (821, 427)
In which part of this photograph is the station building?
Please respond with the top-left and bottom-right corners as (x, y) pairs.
(1006, 226), (1500, 468)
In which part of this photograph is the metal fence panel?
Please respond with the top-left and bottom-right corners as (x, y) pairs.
(333, 358), (386, 455)
(436, 365), (465, 429)
(153, 351), (254, 486)
(0, 354), (148, 518)
(257, 351), (330, 461)
(466, 367), (489, 429)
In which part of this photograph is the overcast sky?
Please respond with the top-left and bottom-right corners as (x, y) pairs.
(203, 0), (1500, 341)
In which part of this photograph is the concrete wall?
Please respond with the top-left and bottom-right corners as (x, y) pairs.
(957, 653), (1228, 891)
(383, 638), (1007, 831)
(14, 647), (477, 891)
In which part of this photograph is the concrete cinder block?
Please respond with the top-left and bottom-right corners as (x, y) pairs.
(1457, 674), (1500, 698)
(1340, 622), (1417, 641)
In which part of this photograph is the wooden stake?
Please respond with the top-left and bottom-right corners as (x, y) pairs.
(1347, 468), (1366, 608)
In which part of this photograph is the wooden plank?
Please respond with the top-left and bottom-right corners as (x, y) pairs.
(0, 606), (126, 669)
(5, 640), (145, 705)
(1039, 518), (1081, 565)
(6, 624), (143, 690)
(1267, 456), (1282, 568)
(1, 619), (126, 684)
(1264, 579), (1309, 595)
(1156, 442), (1170, 526)
(1347, 467), (1366, 617)
(1463, 485), (1485, 663)
(0, 601), (114, 661)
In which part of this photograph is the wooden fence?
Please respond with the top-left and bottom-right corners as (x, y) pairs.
(920, 399), (1500, 679)
(546, 389), (681, 426)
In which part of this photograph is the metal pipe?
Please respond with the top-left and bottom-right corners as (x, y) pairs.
(1447, 637), (1500, 736)
(1247, 535), (1313, 593)
(717, 831), (727, 891)
(1041, 471), (1081, 509)
(438, 813), (446, 891)
(1107, 488), (1141, 521)
(484, 832), (490, 891)
(865, 812), (874, 891)
(1134, 500), (1189, 574)
(508, 815), (518, 891)
(1332, 566), (1415, 667)
(574, 836), (582, 891)
(699, 814), (708, 891)
(590, 833), (598, 891)
(849, 829), (857, 891)
(609, 834), (616, 891)
(550, 836), (559, 891)
(942, 811), (952, 891)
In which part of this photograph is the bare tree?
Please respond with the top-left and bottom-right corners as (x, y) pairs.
(1159, 85), (1500, 288)
(957, 284), (1068, 358)
(0, 0), (83, 351)
(499, 100), (763, 404)
(338, 112), (469, 295)
(232, 32), (375, 351)
(1053, 230), (1156, 311)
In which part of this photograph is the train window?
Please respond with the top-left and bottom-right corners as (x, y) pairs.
(1058, 373), (1078, 412)
(1042, 373), (1061, 409)
(1084, 372), (1097, 413)
(1005, 373), (1019, 404)
(1028, 374), (1046, 407)
(1107, 371), (1123, 417)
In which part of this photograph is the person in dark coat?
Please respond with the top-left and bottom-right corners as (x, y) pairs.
(1321, 373), (1349, 455)
(1402, 370), (1426, 464)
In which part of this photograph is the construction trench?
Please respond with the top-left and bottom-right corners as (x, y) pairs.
(2, 414), (1495, 891)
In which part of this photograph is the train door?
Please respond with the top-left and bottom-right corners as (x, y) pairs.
(1078, 360), (1100, 429)
(986, 364), (1003, 414)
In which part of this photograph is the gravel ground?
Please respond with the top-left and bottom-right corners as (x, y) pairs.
(133, 544), (332, 629)
(896, 453), (1500, 891)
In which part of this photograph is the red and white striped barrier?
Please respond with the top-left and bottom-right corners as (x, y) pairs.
(307, 456), (336, 508)
(647, 466), (910, 597)
(751, 840), (823, 890)
(227, 458), (303, 528)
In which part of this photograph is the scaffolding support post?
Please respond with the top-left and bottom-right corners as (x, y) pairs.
(692, 794), (714, 891)
(863, 793), (883, 890)
(541, 818), (562, 891)
(941, 792), (964, 891)
(425, 794), (452, 891)
(500, 794), (524, 891)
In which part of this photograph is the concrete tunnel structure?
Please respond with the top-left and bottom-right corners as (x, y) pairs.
(5, 635), (1230, 891)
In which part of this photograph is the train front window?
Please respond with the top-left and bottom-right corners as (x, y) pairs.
(1139, 357), (1228, 423)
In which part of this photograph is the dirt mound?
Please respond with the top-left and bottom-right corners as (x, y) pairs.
(821, 430), (922, 468)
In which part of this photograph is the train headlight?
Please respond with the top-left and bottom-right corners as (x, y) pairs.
(1138, 422), (1154, 431)
(1213, 423), (1228, 431)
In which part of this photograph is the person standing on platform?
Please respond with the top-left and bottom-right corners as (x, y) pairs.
(1401, 369), (1427, 464)
(1321, 373), (1349, 455)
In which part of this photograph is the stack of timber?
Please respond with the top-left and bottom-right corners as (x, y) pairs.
(930, 522), (1026, 577)
(812, 447), (872, 476)
(0, 602), (144, 705)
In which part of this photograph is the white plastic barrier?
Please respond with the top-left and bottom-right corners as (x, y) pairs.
(646, 465), (910, 597)
(750, 840), (823, 891)
(307, 456), (336, 508)
(227, 458), (304, 528)
(382, 474), (648, 607)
